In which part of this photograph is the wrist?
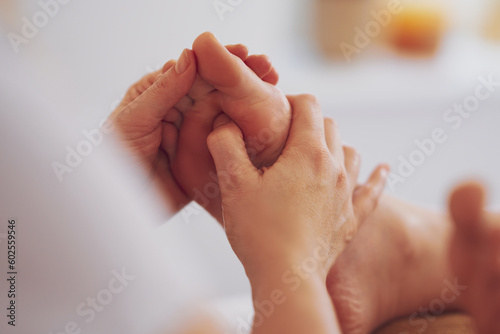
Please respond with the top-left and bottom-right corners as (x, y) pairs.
(246, 252), (328, 300)
(248, 265), (338, 334)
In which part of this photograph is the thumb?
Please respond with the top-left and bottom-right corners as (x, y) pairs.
(116, 49), (196, 124)
(207, 115), (257, 194)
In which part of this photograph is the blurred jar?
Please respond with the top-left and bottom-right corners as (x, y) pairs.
(483, 0), (500, 41)
(315, 0), (374, 61)
(383, 0), (448, 56)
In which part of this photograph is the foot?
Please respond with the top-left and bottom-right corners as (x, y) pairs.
(326, 195), (466, 334)
(449, 182), (500, 334)
(171, 32), (291, 221)
(110, 42), (278, 215)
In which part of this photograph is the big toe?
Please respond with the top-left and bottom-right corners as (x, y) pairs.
(449, 182), (486, 231)
(192, 32), (265, 100)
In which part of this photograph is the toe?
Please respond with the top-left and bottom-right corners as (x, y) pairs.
(225, 44), (249, 61)
(245, 54), (280, 85)
(162, 122), (179, 162)
(261, 68), (280, 86)
(245, 55), (273, 80)
(163, 108), (183, 129)
(449, 181), (486, 233)
(192, 32), (264, 100)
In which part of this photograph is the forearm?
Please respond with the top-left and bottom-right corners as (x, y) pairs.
(249, 263), (341, 334)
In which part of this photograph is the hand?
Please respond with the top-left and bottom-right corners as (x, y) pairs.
(170, 33), (289, 223)
(109, 49), (197, 213)
(207, 94), (389, 334)
(109, 41), (277, 215)
(207, 94), (389, 280)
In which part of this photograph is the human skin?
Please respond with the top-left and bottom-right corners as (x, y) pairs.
(109, 40), (279, 214)
(111, 36), (389, 334)
(110, 33), (476, 334)
(327, 195), (467, 333)
(169, 32), (292, 222)
(448, 182), (500, 334)
(206, 95), (388, 334)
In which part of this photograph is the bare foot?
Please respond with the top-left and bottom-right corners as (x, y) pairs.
(327, 195), (466, 334)
(110, 43), (277, 214)
(449, 182), (500, 334)
(170, 32), (291, 221)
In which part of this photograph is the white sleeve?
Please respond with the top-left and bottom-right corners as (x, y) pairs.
(0, 41), (194, 334)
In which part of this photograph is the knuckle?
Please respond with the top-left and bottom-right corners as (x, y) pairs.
(305, 146), (333, 175)
(334, 167), (348, 190)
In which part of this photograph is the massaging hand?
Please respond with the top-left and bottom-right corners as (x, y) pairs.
(109, 41), (278, 214)
(207, 95), (389, 333)
(208, 95), (389, 279)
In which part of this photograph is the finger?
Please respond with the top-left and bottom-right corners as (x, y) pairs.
(162, 59), (177, 74)
(285, 94), (325, 151)
(225, 44), (249, 61)
(213, 113), (232, 129)
(112, 69), (163, 115)
(207, 121), (258, 194)
(353, 164), (390, 225)
(116, 49), (197, 125)
(324, 118), (344, 165)
(343, 146), (361, 193)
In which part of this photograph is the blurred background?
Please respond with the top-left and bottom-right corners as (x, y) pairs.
(2, 0), (500, 309)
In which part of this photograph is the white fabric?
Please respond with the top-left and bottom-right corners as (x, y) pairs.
(0, 34), (194, 334)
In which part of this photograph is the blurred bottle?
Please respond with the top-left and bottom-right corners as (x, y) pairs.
(483, 0), (500, 41)
(314, 0), (448, 61)
(314, 0), (373, 61)
(384, 0), (447, 57)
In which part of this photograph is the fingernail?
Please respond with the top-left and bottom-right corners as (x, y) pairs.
(175, 49), (190, 74)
